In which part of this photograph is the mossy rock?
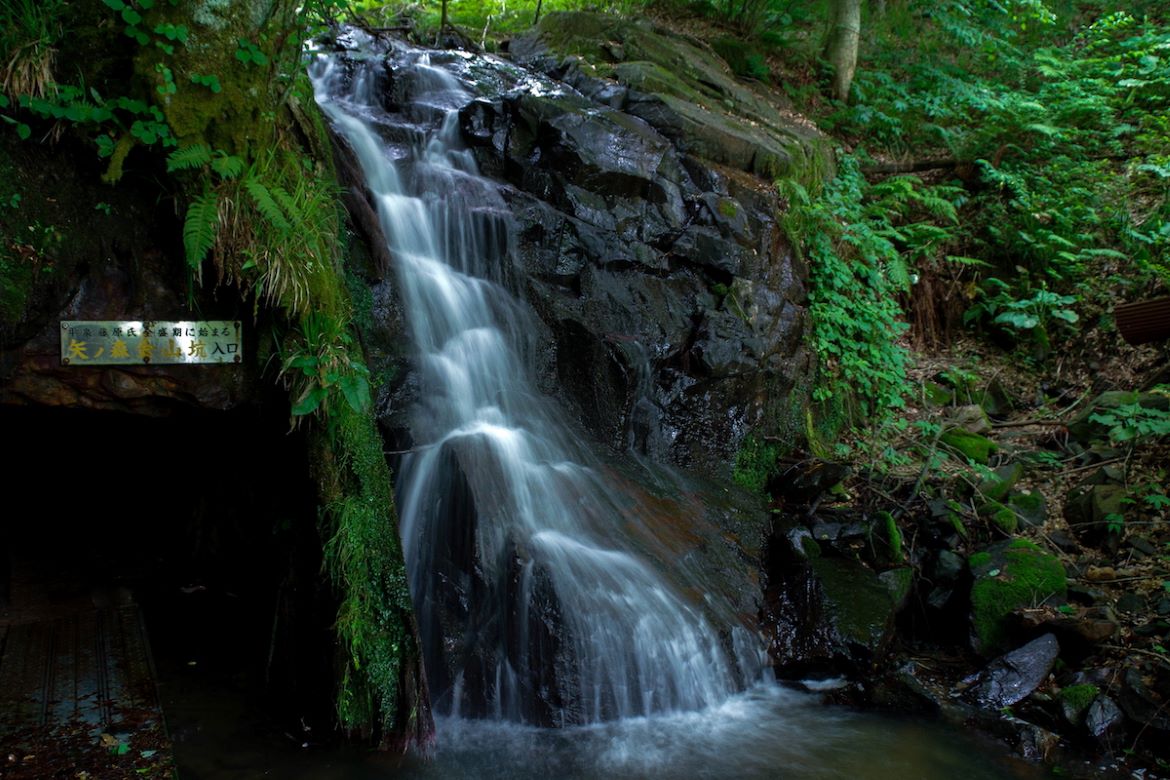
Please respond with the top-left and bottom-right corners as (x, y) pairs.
(1060, 683), (1100, 724)
(969, 539), (1067, 655)
(1007, 490), (1047, 529)
(977, 462), (1023, 502)
(867, 510), (904, 563)
(941, 427), (997, 464)
(809, 555), (901, 657)
(977, 502), (1018, 534)
(510, 12), (826, 182)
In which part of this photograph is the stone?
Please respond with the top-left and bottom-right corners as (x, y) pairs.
(934, 549), (966, 583)
(950, 404), (992, 435)
(1007, 490), (1047, 529)
(1060, 682), (1099, 724)
(766, 460), (850, 505)
(940, 428), (997, 464)
(977, 462), (1024, 502)
(1119, 666), (1170, 731)
(969, 540), (1067, 655)
(1128, 536), (1157, 557)
(1116, 592), (1146, 613)
(968, 633), (1060, 709)
(1064, 481), (1127, 551)
(762, 518), (906, 678)
(1086, 695), (1124, 738)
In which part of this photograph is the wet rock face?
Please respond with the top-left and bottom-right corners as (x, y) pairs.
(761, 518), (904, 678)
(452, 13), (820, 475)
(967, 633), (1060, 709)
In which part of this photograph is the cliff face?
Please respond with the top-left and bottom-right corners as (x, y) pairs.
(495, 12), (824, 475)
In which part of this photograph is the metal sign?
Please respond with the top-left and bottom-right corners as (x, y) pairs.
(60, 321), (242, 365)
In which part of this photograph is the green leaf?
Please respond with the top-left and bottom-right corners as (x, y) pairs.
(122, 7), (142, 24)
(16, 123), (31, 140)
(339, 372), (371, 413)
(102, 0), (126, 9)
(183, 190), (220, 269)
(291, 386), (327, 416)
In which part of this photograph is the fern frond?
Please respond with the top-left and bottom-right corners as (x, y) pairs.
(183, 190), (220, 275)
(269, 183), (301, 227)
(245, 174), (292, 230)
(211, 153), (246, 180)
(166, 144), (212, 172)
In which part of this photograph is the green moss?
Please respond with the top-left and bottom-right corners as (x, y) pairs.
(970, 540), (1067, 653)
(991, 506), (1019, 533)
(941, 427), (997, 464)
(978, 500), (1019, 533)
(1060, 683), (1099, 714)
(316, 403), (419, 739)
(800, 534), (823, 558)
(870, 510), (904, 563)
(733, 434), (779, 493)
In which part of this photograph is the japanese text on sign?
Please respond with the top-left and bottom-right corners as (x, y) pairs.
(60, 321), (242, 365)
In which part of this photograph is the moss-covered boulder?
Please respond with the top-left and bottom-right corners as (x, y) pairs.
(941, 427), (998, 464)
(969, 539), (1067, 655)
(509, 12), (826, 184)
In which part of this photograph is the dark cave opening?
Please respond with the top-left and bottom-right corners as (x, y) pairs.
(0, 402), (338, 769)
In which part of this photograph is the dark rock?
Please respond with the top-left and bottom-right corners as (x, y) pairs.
(968, 633), (1060, 709)
(1133, 620), (1169, 638)
(933, 549), (966, 583)
(762, 517), (905, 678)
(1047, 530), (1080, 554)
(950, 403), (992, 435)
(1086, 695), (1125, 738)
(1064, 481), (1126, 551)
(1119, 666), (1170, 731)
(766, 459), (850, 505)
(1128, 536), (1157, 557)
(978, 462), (1024, 502)
(1067, 584), (1107, 605)
(1116, 592), (1146, 613)
(1007, 490), (1047, 529)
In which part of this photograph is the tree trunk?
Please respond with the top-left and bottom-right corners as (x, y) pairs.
(823, 0), (862, 102)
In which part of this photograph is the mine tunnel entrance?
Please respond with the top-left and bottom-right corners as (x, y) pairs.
(0, 403), (336, 771)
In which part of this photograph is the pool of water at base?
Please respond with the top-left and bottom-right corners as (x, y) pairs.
(168, 680), (1038, 780)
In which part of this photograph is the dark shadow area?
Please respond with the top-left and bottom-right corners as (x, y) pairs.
(0, 403), (339, 776)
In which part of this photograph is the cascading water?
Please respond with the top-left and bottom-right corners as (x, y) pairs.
(310, 37), (750, 726)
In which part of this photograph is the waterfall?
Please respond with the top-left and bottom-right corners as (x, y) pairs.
(311, 37), (748, 725)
